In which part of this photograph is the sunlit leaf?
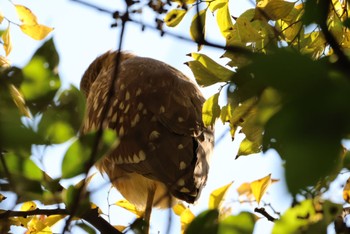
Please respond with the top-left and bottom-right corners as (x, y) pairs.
(181, 208), (195, 234)
(0, 56), (10, 67)
(208, 181), (233, 209)
(164, 9), (187, 27)
(202, 92), (220, 127)
(190, 9), (206, 50)
(218, 212), (256, 234)
(216, 3), (234, 39)
(114, 225), (126, 232)
(15, 5), (38, 25)
(208, 0), (228, 12)
(0, 10), (4, 24)
(238, 137), (261, 156)
(256, 0), (295, 21)
(190, 53), (235, 82)
(8, 84), (31, 117)
(21, 201), (37, 211)
(343, 176), (350, 203)
(250, 174), (271, 204)
(115, 199), (143, 217)
(185, 209), (219, 234)
(2, 25), (12, 56)
(235, 9), (262, 44)
(186, 60), (223, 87)
(173, 203), (187, 216)
(272, 199), (317, 234)
(0, 194), (6, 203)
(20, 24), (53, 40)
(237, 182), (253, 202)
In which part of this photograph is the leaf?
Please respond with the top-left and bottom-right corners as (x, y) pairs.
(190, 53), (235, 82)
(8, 84), (31, 117)
(0, 56), (10, 67)
(115, 199), (143, 217)
(185, 209), (219, 234)
(218, 212), (256, 234)
(164, 9), (187, 27)
(15, 5), (38, 25)
(256, 0), (295, 21)
(208, 0), (228, 12)
(77, 223), (97, 234)
(2, 25), (12, 56)
(236, 182), (254, 202)
(202, 93), (221, 127)
(208, 181), (233, 209)
(250, 174), (271, 204)
(20, 24), (53, 40)
(216, 3), (234, 39)
(0, 10), (4, 24)
(0, 194), (7, 203)
(343, 176), (350, 203)
(181, 208), (195, 234)
(190, 9), (206, 50)
(62, 130), (118, 178)
(173, 203), (187, 216)
(21, 201), (37, 211)
(186, 60), (222, 87)
(237, 137), (262, 156)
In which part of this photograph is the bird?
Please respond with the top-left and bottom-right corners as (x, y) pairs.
(80, 51), (214, 229)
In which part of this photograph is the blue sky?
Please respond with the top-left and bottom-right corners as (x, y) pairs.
(0, 0), (312, 233)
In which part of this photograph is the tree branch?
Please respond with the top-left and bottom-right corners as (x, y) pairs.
(254, 207), (277, 222)
(0, 208), (122, 234)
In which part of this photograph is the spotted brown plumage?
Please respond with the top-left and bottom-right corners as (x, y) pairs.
(80, 51), (214, 210)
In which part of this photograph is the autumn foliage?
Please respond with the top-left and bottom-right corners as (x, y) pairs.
(1, 0), (350, 233)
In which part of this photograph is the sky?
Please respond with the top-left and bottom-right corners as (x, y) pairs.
(2, 0), (342, 233)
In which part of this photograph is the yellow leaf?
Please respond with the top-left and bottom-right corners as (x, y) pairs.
(250, 174), (271, 204)
(27, 216), (52, 234)
(257, 0), (295, 21)
(2, 25), (12, 56)
(0, 193), (6, 202)
(173, 203), (187, 216)
(208, 0), (228, 12)
(0, 10), (4, 24)
(114, 225), (127, 232)
(343, 176), (350, 203)
(21, 201), (37, 211)
(202, 92), (221, 127)
(216, 3), (234, 39)
(190, 9), (206, 50)
(164, 9), (187, 27)
(115, 199), (143, 217)
(0, 56), (10, 67)
(8, 84), (31, 118)
(237, 182), (252, 200)
(43, 215), (65, 227)
(20, 24), (53, 40)
(180, 208), (195, 234)
(209, 181), (233, 209)
(15, 5), (38, 25)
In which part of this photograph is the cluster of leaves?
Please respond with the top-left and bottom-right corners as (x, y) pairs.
(163, 0), (350, 232)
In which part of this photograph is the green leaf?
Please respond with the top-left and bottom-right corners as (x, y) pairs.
(164, 9), (187, 27)
(218, 212), (255, 234)
(235, 9), (262, 44)
(272, 200), (315, 234)
(237, 137), (261, 156)
(202, 93), (221, 127)
(38, 85), (85, 144)
(190, 9), (206, 50)
(190, 53), (235, 82)
(186, 209), (219, 234)
(62, 130), (118, 178)
(20, 38), (61, 113)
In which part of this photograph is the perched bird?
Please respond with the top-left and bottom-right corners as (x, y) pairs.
(80, 51), (214, 225)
